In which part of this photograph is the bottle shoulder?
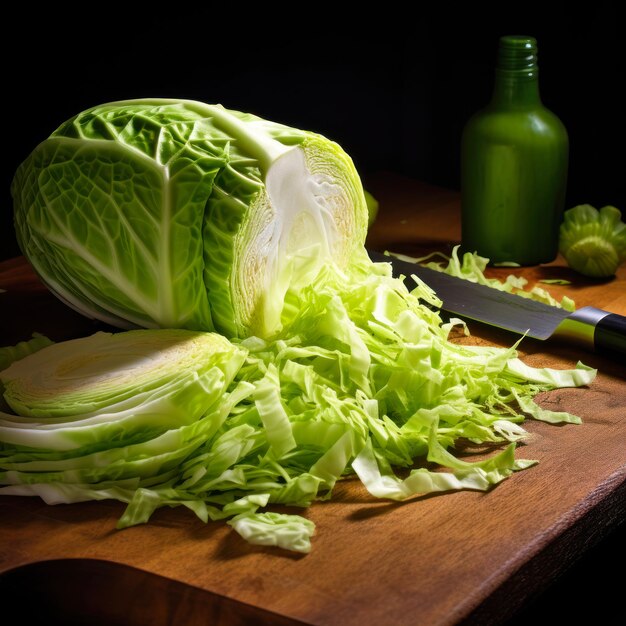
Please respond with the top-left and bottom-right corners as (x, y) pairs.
(463, 104), (568, 141)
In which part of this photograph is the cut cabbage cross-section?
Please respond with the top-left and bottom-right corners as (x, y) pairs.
(0, 329), (247, 454)
(228, 141), (360, 338)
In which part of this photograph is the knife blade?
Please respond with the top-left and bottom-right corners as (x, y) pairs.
(367, 249), (626, 358)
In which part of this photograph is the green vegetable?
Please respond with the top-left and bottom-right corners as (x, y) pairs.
(0, 329), (245, 453)
(0, 262), (596, 553)
(559, 204), (626, 277)
(228, 512), (316, 554)
(12, 99), (368, 338)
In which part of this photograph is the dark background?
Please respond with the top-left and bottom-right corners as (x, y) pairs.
(2, 4), (625, 621)
(2, 2), (624, 260)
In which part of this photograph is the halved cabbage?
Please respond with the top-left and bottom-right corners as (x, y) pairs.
(12, 100), (368, 338)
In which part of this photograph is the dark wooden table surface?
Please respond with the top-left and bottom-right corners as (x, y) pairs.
(1, 173), (625, 625)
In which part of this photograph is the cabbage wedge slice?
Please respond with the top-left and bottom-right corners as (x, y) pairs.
(0, 329), (246, 453)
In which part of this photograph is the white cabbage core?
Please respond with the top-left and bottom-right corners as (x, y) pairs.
(267, 147), (341, 274)
(238, 146), (349, 337)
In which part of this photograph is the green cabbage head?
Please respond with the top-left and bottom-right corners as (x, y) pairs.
(12, 99), (368, 338)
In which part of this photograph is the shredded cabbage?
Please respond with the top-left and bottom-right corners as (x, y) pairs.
(0, 261), (595, 553)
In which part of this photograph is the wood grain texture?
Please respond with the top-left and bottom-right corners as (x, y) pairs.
(1, 173), (625, 625)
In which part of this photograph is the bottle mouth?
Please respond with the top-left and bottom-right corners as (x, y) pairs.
(497, 35), (538, 72)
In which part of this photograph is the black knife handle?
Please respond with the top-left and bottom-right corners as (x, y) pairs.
(595, 313), (626, 357)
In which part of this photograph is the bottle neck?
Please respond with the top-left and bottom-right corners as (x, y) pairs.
(491, 69), (541, 107)
(490, 35), (542, 108)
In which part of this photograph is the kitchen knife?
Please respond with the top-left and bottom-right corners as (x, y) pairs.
(367, 250), (626, 358)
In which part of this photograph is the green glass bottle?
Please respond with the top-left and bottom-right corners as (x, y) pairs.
(461, 35), (569, 265)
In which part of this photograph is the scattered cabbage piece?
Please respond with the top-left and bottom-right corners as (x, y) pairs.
(228, 512), (316, 554)
(559, 204), (626, 277)
(539, 279), (571, 285)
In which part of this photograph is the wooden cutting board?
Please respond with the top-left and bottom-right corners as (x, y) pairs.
(1, 173), (625, 625)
